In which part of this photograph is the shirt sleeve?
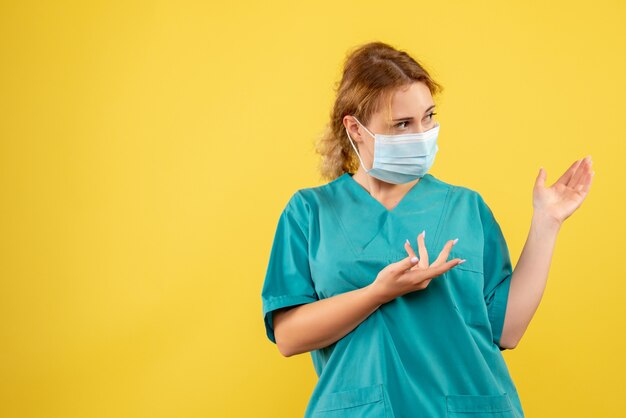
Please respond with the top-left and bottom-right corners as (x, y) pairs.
(261, 192), (319, 344)
(479, 196), (513, 351)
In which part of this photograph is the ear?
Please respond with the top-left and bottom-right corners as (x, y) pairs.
(343, 115), (363, 143)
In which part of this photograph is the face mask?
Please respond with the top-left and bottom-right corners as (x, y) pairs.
(345, 116), (440, 184)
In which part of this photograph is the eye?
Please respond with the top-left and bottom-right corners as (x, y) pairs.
(426, 112), (437, 121)
(394, 112), (437, 129)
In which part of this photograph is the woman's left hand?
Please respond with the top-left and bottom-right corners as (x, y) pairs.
(533, 155), (595, 225)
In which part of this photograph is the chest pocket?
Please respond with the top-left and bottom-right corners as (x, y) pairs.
(446, 393), (516, 417)
(312, 384), (391, 417)
(445, 251), (487, 328)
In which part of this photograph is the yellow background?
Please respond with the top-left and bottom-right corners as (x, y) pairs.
(1, 1), (624, 417)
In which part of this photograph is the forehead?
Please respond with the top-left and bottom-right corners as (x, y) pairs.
(389, 82), (434, 113)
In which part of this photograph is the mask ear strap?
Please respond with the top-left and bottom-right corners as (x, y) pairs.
(345, 127), (370, 173)
(353, 116), (375, 139)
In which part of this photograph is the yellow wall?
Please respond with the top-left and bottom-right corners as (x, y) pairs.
(1, 1), (624, 417)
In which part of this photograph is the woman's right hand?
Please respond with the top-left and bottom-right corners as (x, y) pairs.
(368, 231), (466, 305)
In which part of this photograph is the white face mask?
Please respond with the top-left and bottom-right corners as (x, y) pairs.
(345, 116), (440, 184)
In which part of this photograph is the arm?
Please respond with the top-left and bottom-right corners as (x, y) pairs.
(500, 157), (594, 349)
(273, 236), (461, 357)
(499, 212), (560, 349)
(273, 284), (384, 357)
(263, 196), (396, 356)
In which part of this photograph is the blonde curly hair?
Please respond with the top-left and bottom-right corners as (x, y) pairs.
(315, 41), (444, 181)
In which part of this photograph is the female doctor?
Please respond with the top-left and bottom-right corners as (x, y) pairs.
(261, 41), (594, 418)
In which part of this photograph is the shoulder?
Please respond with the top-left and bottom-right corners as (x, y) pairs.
(279, 174), (346, 227)
(286, 173), (348, 211)
(427, 174), (495, 224)
(427, 173), (484, 204)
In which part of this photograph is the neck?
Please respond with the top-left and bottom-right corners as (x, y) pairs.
(352, 167), (421, 198)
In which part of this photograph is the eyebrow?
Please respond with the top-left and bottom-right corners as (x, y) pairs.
(392, 105), (436, 121)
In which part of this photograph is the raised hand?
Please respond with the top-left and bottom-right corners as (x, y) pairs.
(533, 155), (595, 225)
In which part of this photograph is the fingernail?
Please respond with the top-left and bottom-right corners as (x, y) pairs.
(411, 257), (419, 263)
(452, 238), (459, 245)
(422, 230), (426, 238)
(458, 259), (466, 264)
(405, 239), (410, 245)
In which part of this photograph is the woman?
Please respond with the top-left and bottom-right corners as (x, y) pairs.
(260, 41), (594, 418)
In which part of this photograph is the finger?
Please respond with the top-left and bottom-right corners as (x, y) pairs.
(417, 230), (429, 267)
(578, 169), (595, 194)
(574, 166), (591, 192)
(404, 239), (421, 271)
(396, 254), (420, 273)
(535, 167), (547, 189)
(570, 159), (591, 190)
(431, 238), (459, 267)
(404, 239), (418, 260)
(587, 170), (595, 191)
(567, 155), (591, 189)
(413, 258), (463, 282)
(555, 158), (583, 187)
(438, 258), (465, 273)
